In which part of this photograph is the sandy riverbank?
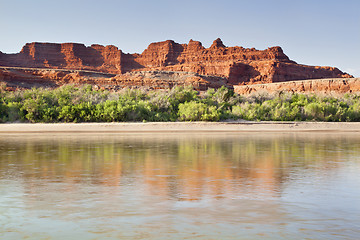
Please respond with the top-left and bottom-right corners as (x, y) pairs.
(0, 121), (360, 133)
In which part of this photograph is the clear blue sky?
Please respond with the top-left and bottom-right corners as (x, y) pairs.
(1, 0), (359, 76)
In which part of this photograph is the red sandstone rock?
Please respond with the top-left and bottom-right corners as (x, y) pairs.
(0, 67), (229, 91)
(1, 42), (123, 74)
(128, 39), (351, 84)
(0, 39), (353, 90)
(1, 66), (359, 94)
(233, 78), (360, 95)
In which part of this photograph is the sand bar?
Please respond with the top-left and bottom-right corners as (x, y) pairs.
(0, 121), (360, 133)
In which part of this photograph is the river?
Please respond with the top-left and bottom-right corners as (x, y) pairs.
(0, 133), (359, 239)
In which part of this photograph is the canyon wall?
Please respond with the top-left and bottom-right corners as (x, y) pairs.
(0, 39), (352, 87)
(2, 42), (123, 74)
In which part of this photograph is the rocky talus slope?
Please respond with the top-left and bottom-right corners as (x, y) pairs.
(0, 67), (227, 91)
(234, 78), (360, 95)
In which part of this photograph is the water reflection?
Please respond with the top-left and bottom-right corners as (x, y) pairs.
(0, 133), (360, 239)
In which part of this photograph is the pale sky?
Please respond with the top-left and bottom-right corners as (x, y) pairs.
(1, 0), (359, 76)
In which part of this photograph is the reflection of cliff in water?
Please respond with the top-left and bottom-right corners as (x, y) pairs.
(0, 133), (359, 201)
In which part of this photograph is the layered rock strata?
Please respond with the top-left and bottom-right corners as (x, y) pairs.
(0, 39), (352, 88)
(0, 67), (227, 91)
(234, 78), (360, 95)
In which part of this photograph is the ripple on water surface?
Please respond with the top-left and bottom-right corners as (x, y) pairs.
(0, 133), (360, 239)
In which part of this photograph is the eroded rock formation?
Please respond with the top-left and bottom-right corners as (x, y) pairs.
(2, 42), (123, 74)
(0, 67), (228, 91)
(234, 78), (360, 95)
(0, 39), (352, 86)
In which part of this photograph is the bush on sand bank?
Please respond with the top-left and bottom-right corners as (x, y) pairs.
(0, 85), (359, 123)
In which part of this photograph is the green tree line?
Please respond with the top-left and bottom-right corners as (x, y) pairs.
(0, 85), (360, 123)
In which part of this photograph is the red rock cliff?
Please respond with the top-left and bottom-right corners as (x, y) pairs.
(132, 38), (351, 84)
(1, 42), (123, 74)
(0, 39), (352, 85)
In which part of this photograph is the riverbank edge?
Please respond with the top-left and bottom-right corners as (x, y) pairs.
(1, 121), (360, 133)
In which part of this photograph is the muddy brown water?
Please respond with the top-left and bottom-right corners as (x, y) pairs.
(0, 133), (359, 239)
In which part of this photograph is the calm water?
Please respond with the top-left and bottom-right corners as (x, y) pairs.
(0, 133), (359, 239)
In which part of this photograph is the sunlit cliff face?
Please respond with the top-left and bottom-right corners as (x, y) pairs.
(0, 39), (352, 88)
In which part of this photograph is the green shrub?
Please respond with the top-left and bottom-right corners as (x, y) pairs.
(0, 85), (359, 123)
(178, 101), (220, 121)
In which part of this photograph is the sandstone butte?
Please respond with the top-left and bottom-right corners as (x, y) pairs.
(0, 38), (356, 93)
